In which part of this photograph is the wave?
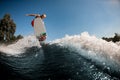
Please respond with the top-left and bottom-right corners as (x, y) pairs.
(0, 35), (40, 55)
(53, 32), (120, 71)
(0, 32), (120, 79)
(0, 32), (120, 60)
(0, 32), (120, 64)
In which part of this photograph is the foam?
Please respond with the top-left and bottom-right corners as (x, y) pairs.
(0, 35), (40, 55)
(1, 32), (120, 64)
(53, 32), (120, 65)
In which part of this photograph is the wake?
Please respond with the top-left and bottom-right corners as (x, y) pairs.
(53, 32), (120, 71)
(0, 32), (120, 79)
(0, 35), (40, 55)
(0, 32), (120, 66)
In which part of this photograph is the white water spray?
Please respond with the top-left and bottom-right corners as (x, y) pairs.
(0, 35), (40, 55)
(53, 32), (120, 65)
(0, 32), (120, 65)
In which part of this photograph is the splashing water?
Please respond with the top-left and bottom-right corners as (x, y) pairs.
(0, 35), (40, 55)
(0, 32), (120, 79)
(0, 32), (120, 64)
(52, 32), (120, 69)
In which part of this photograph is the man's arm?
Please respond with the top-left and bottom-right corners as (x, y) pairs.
(26, 14), (40, 17)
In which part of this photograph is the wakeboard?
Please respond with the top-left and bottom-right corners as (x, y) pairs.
(33, 17), (46, 41)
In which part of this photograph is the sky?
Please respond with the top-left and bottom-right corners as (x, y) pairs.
(0, 0), (120, 41)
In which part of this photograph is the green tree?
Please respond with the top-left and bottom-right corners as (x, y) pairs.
(102, 33), (120, 43)
(0, 13), (23, 43)
(112, 33), (120, 42)
(0, 14), (16, 42)
(17, 35), (23, 40)
(9, 19), (16, 40)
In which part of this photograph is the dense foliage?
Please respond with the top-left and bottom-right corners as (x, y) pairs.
(0, 14), (23, 43)
(102, 33), (120, 42)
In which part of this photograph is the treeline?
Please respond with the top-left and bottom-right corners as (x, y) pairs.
(0, 14), (23, 43)
(102, 33), (120, 42)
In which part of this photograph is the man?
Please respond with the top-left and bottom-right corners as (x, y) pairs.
(27, 14), (47, 45)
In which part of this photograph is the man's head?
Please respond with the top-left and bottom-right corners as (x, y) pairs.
(41, 14), (46, 19)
